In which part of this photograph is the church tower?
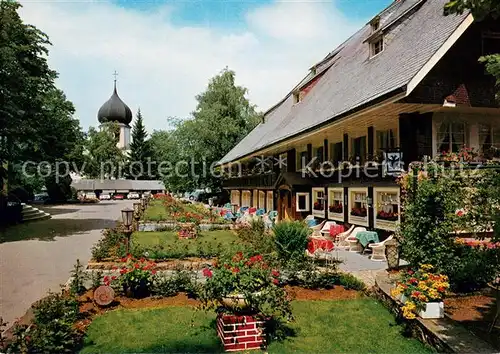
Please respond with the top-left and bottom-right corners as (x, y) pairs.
(97, 72), (132, 151)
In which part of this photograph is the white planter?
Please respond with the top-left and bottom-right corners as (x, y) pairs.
(418, 302), (444, 319)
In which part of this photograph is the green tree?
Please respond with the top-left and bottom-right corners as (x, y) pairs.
(445, 0), (500, 99)
(0, 1), (84, 202)
(154, 68), (260, 192)
(127, 109), (153, 180)
(84, 123), (125, 179)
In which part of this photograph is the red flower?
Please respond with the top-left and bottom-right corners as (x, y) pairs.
(232, 267), (240, 273)
(407, 270), (414, 275)
(202, 268), (213, 278)
(140, 257), (145, 263)
(409, 277), (418, 285)
(151, 270), (157, 275)
(111, 276), (117, 281)
(103, 275), (110, 286)
(232, 252), (243, 262)
(273, 278), (279, 285)
(271, 270), (280, 277)
(134, 263), (140, 269)
(120, 267), (127, 275)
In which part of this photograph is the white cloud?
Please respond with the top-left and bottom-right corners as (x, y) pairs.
(19, 0), (364, 133)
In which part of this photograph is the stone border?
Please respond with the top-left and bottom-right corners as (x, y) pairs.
(87, 258), (215, 270)
(138, 222), (231, 232)
(374, 272), (497, 353)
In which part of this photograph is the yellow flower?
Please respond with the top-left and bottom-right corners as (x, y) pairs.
(421, 264), (434, 271)
(391, 288), (401, 298)
(428, 288), (439, 299)
(418, 281), (428, 291)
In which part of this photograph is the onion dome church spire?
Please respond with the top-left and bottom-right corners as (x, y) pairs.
(97, 71), (132, 151)
(97, 71), (132, 125)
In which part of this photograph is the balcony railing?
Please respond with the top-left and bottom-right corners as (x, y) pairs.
(222, 172), (278, 189)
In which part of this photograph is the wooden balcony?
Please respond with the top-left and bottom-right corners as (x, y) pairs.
(222, 172), (278, 189)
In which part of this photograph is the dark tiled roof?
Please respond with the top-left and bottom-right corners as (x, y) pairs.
(219, 0), (469, 165)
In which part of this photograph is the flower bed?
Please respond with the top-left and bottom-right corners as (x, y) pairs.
(328, 203), (343, 214)
(391, 264), (450, 319)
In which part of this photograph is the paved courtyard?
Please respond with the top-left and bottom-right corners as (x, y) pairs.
(0, 200), (132, 326)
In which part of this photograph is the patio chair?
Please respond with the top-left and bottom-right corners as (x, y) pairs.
(256, 208), (265, 216)
(346, 227), (367, 252)
(310, 220), (327, 237)
(319, 221), (337, 238)
(368, 235), (394, 261)
(335, 225), (355, 249)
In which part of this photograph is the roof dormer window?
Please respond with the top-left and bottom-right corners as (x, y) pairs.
(370, 37), (384, 58)
(370, 17), (380, 33)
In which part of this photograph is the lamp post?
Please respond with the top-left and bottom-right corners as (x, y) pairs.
(133, 202), (141, 230)
(121, 207), (134, 253)
(231, 203), (238, 224)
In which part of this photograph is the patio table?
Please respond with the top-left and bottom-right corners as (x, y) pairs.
(356, 231), (379, 248)
(329, 224), (345, 237)
(308, 238), (334, 254)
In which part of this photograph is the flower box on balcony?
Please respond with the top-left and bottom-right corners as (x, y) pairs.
(329, 204), (343, 214)
(350, 208), (367, 217)
(376, 211), (398, 221)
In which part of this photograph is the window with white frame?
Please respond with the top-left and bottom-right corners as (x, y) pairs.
(241, 190), (251, 207)
(350, 191), (367, 218)
(328, 189), (343, 215)
(231, 190), (240, 206)
(312, 188), (325, 211)
(370, 37), (384, 57)
(479, 123), (500, 152)
(296, 192), (310, 212)
(267, 191), (274, 211)
(375, 190), (399, 222)
(436, 121), (467, 153)
(259, 191), (266, 210)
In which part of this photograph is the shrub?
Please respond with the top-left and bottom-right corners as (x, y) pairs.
(398, 164), (500, 292)
(151, 270), (198, 297)
(91, 228), (127, 261)
(273, 221), (310, 264)
(200, 251), (292, 321)
(114, 256), (157, 298)
(337, 273), (366, 291)
(69, 259), (87, 296)
(7, 292), (81, 353)
(237, 218), (276, 256)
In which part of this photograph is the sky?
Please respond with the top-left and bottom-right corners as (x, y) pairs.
(19, 0), (391, 133)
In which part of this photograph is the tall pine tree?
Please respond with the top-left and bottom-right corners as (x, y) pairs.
(127, 109), (153, 180)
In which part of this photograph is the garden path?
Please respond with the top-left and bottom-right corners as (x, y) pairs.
(0, 200), (132, 327)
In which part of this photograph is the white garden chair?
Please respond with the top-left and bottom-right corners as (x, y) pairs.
(319, 221), (338, 238)
(335, 225), (355, 249)
(310, 220), (327, 237)
(368, 235), (394, 261)
(346, 227), (367, 252)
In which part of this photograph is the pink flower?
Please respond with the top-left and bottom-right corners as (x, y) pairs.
(202, 268), (213, 278)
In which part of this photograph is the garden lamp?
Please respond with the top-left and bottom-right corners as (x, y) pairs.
(121, 207), (134, 228)
(133, 202), (141, 215)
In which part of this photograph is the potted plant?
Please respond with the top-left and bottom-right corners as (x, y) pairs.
(200, 252), (291, 318)
(116, 256), (157, 298)
(391, 264), (449, 319)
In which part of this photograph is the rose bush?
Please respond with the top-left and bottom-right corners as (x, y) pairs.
(110, 255), (157, 298)
(200, 251), (291, 320)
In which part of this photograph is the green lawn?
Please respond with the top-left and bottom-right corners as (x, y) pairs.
(132, 230), (241, 259)
(143, 200), (170, 221)
(81, 299), (432, 353)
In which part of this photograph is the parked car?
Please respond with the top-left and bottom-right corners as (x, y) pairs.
(114, 194), (125, 200)
(127, 192), (140, 199)
(99, 193), (111, 200)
